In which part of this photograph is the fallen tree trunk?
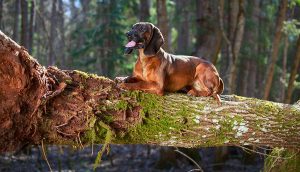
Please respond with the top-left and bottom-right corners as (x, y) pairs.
(0, 31), (299, 153)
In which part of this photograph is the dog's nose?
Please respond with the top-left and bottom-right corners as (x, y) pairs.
(126, 31), (132, 37)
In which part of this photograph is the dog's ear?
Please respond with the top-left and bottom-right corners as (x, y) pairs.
(144, 26), (164, 56)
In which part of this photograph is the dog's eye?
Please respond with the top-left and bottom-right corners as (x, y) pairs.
(139, 28), (146, 33)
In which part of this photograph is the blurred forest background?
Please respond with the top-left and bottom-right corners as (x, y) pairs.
(0, 0), (299, 103)
(0, 0), (300, 171)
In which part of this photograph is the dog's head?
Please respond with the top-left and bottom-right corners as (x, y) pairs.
(124, 22), (164, 56)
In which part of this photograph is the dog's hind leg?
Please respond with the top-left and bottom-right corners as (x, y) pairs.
(191, 77), (222, 105)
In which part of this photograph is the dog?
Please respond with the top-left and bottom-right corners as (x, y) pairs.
(120, 22), (224, 104)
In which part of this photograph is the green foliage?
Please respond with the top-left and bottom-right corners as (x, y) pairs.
(290, 0), (300, 7)
(70, 0), (135, 77)
(283, 19), (300, 37)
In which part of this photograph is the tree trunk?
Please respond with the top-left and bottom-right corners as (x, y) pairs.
(285, 36), (300, 104)
(156, 0), (169, 51)
(227, 0), (245, 94)
(28, 0), (35, 54)
(280, 35), (289, 102)
(175, 0), (190, 54)
(21, 0), (28, 48)
(0, 0), (3, 30)
(48, 0), (57, 66)
(195, 0), (222, 63)
(247, 0), (260, 98)
(58, 0), (65, 68)
(263, 0), (288, 100)
(139, 0), (150, 22)
(0, 31), (299, 153)
(12, 0), (20, 42)
(35, 0), (46, 63)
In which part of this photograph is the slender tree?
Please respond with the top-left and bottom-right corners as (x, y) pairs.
(28, 0), (35, 54)
(280, 35), (289, 101)
(139, 0), (150, 22)
(263, 0), (288, 100)
(58, 0), (65, 68)
(285, 36), (300, 103)
(175, 0), (190, 54)
(12, 0), (20, 42)
(20, 0), (29, 49)
(48, 0), (57, 66)
(239, 0), (260, 97)
(227, 0), (245, 94)
(35, 0), (47, 63)
(156, 0), (169, 51)
(0, 0), (3, 30)
(195, 0), (222, 63)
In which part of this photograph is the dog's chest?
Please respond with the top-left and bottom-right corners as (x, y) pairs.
(140, 56), (152, 78)
(139, 56), (162, 80)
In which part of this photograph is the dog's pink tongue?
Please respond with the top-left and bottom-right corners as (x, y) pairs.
(125, 41), (136, 47)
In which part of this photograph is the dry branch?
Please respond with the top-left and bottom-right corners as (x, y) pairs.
(0, 31), (299, 153)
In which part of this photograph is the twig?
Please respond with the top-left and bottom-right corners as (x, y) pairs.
(41, 140), (53, 172)
(174, 148), (204, 172)
(78, 133), (84, 149)
(56, 129), (76, 136)
(54, 114), (77, 128)
(235, 145), (296, 160)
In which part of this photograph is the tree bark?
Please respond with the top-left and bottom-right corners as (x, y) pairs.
(156, 0), (169, 51)
(280, 35), (289, 102)
(195, 0), (222, 64)
(242, 0), (260, 97)
(12, 0), (20, 42)
(35, 0), (47, 63)
(263, 0), (288, 100)
(28, 0), (35, 54)
(21, 0), (28, 48)
(48, 0), (57, 66)
(0, 31), (300, 153)
(227, 0), (245, 94)
(285, 36), (300, 104)
(0, 0), (3, 30)
(247, 0), (260, 98)
(139, 0), (150, 22)
(58, 0), (65, 68)
(175, 0), (190, 54)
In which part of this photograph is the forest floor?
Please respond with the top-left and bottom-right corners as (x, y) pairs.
(0, 145), (264, 172)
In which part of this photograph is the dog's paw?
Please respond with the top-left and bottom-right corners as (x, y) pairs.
(114, 77), (126, 83)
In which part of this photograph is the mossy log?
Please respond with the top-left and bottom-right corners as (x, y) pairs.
(0, 31), (300, 153)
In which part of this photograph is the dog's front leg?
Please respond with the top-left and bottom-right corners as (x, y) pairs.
(124, 76), (141, 83)
(120, 81), (164, 96)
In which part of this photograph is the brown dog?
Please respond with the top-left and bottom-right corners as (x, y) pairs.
(120, 22), (224, 104)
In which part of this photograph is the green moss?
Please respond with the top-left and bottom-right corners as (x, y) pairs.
(254, 100), (280, 115)
(102, 114), (114, 124)
(113, 91), (190, 144)
(264, 148), (300, 172)
(82, 119), (112, 144)
(74, 70), (90, 79)
(197, 103), (205, 111)
(114, 100), (130, 111)
(65, 79), (73, 84)
(233, 95), (248, 101)
(119, 113), (184, 144)
(175, 107), (188, 117)
(74, 70), (109, 81)
(93, 121), (114, 170)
